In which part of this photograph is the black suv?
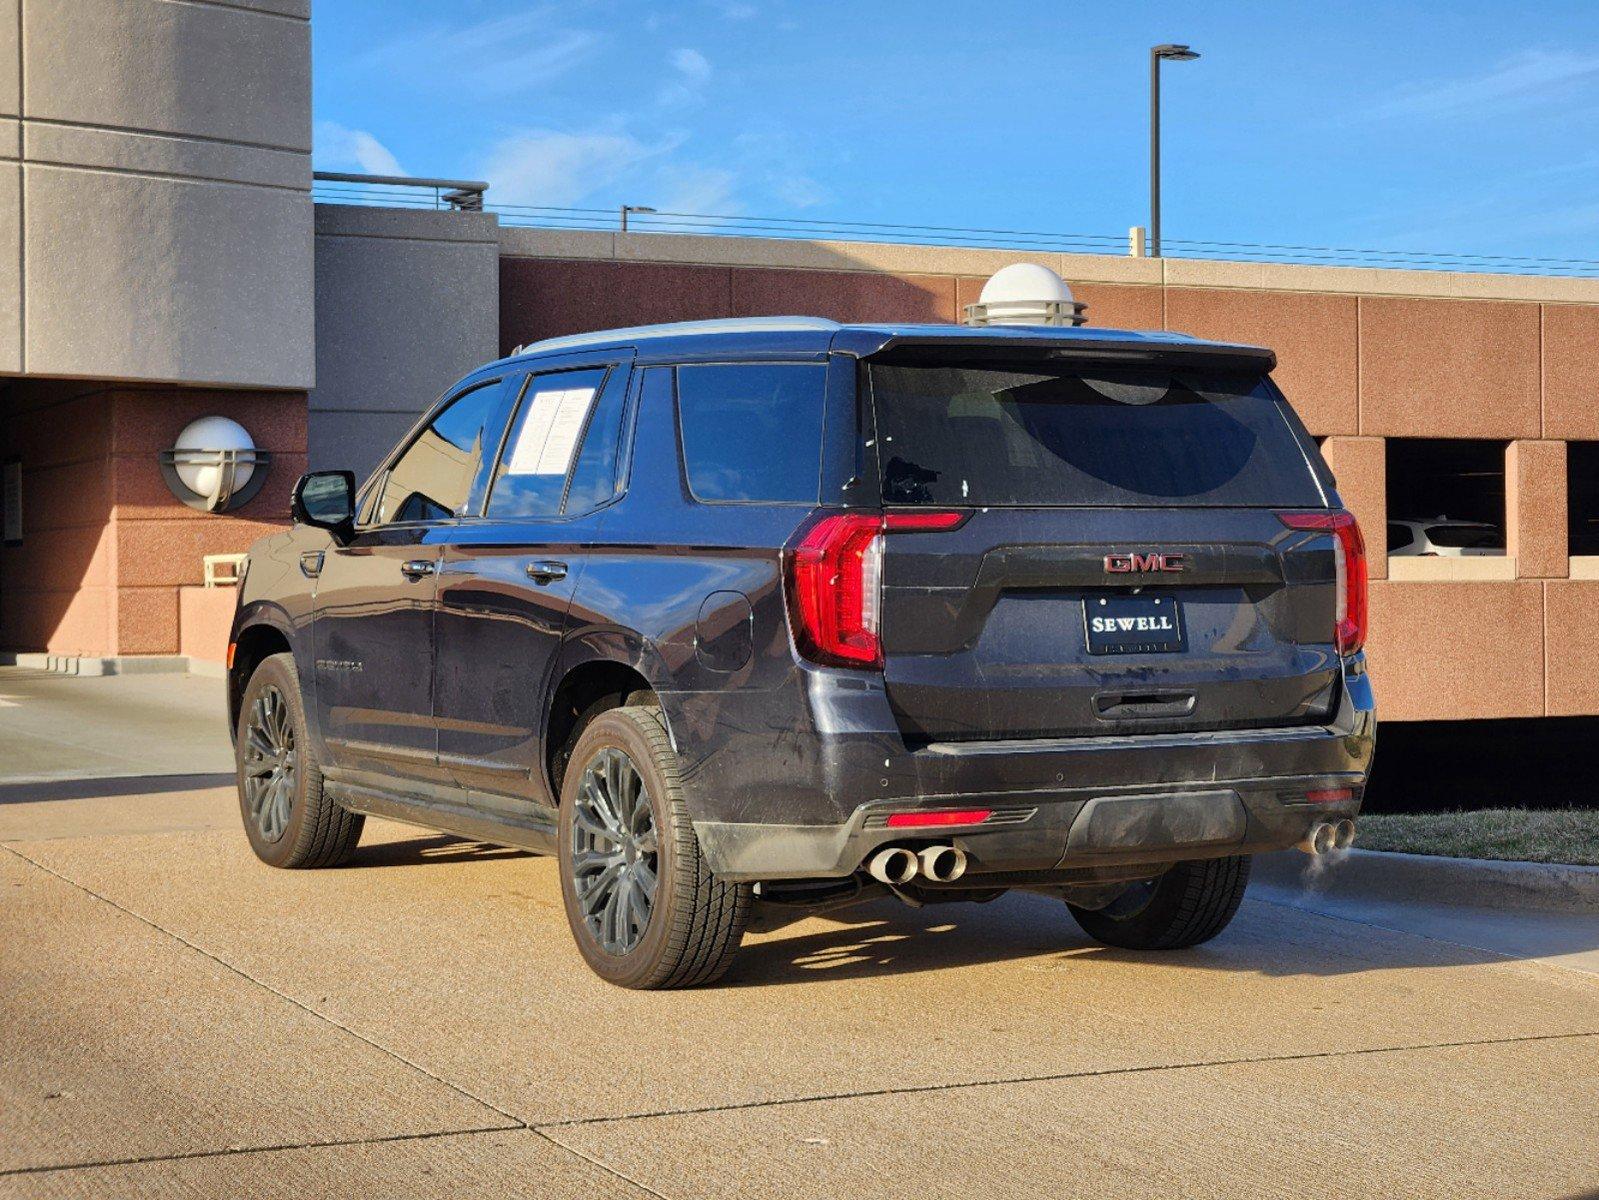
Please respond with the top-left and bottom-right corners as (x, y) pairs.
(229, 317), (1375, 988)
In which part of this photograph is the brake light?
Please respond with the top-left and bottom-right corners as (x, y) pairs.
(786, 510), (966, 668)
(885, 809), (993, 828)
(1279, 510), (1368, 655)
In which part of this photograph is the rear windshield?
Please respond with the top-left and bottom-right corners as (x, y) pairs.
(1425, 523), (1504, 549)
(867, 361), (1325, 507)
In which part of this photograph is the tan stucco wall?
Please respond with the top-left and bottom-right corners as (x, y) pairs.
(499, 227), (1599, 721)
(0, 0), (313, 389)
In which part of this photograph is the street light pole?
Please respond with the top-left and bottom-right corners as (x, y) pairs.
(1149, 43), (1200, 259)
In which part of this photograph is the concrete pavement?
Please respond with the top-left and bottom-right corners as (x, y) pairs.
(0, 666), (232, 784)
(3, 778), (1597, 1199)
(2, 667), (1597, 1197)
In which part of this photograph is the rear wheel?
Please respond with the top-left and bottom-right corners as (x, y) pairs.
(557, 705), (750, 989)
(1067, 855), (1250, 950)
(235, 652), (363, 869)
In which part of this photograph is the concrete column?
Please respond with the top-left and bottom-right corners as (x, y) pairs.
(311, 206), (501, 478)
(1507, 440), (1567, 579)
(1320, 436), (1387, 579)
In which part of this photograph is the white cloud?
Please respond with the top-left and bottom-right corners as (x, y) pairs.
(658, 48), (713, 107)
(361, 11), (598, 94)
(482, 129), (683, 208)
(768, 171), (827, 209)
(656, 165), (740, 214)
(314, 122), (404, 175)
(1367, 49), (1599, 121)
(672, 48), (712, 82)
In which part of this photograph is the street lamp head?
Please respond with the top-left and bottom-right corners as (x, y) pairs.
(1153, 43), (1200, 61)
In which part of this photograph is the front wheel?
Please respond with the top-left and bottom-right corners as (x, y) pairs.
(235, 652), (363, 869)
(1067, 855), (1251, 950)
(557, 705), (750, 989)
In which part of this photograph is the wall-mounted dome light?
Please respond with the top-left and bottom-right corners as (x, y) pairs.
(159, 416), (272, 513)
(962, 263), (1088, 328)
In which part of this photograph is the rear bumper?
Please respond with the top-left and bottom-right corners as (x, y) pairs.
(690, 658), (1375, 882)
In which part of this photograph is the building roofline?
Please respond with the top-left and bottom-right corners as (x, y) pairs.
(496, 225), (1599, 306)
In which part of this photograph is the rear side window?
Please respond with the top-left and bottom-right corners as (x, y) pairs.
(677, 364), (826, 503)
(867, 362), (1325, 508)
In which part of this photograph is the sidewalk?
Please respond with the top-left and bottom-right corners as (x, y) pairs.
(0, 666), (232, 785)
(1252, 849), (1599, 976)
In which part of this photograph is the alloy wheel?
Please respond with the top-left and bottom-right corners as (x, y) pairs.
(243, 684), (297, 843)
(570, 747), (659, 955)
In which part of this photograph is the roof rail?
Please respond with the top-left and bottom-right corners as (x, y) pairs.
(509, 316), (842, 357)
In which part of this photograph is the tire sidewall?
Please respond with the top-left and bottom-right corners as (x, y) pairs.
(235, 653), (318, 869)
(557, 708), (680, 988)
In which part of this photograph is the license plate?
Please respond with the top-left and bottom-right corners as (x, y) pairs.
(1084, 594), (1185, 655)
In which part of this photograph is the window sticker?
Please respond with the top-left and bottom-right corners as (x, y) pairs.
(505, 386), (597, 476)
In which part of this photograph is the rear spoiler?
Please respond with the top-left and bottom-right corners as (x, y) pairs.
(835, 329), (1277, 374)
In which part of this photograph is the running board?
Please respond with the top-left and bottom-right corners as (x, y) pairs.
(324, 774), (558, 856)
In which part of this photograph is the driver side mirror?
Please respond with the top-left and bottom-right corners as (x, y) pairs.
(291, 471), (356, 543)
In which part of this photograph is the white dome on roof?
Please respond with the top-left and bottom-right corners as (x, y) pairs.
(964, 263), (1086, 327)
(978, 263), (1075, 307)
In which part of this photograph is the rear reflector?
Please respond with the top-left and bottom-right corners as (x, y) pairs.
(885, 809), (993, 828)
(1305, 787), (1354, 804)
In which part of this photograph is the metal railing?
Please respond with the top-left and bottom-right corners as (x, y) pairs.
(309, 177), (1599, 278)
(312, 172), (488, 212)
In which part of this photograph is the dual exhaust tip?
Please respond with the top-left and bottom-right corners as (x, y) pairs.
(1298, 818), (1356, 856)
(867, 844), (967, 885)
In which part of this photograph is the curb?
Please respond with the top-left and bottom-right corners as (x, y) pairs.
(1249, 847), (1599, 915)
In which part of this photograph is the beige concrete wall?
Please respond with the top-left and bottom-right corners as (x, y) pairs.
(0, 0), (313, 388)
(311, 205), (501, 477)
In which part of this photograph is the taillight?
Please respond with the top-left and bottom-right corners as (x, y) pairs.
(1279, 510), (1368, 655)
(786, 510), (967, 669)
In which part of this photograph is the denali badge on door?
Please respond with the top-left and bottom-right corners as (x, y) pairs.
(1084, 594), (1186, 655)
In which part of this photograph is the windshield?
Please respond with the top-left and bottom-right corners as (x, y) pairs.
(866, 361), (1325, 508)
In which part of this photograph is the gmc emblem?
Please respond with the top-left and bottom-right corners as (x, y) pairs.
(1104, 552), (1186, 574)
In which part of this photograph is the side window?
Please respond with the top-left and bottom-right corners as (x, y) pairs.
(1386, 522), (1412, 553)
(562, 368), (632, 517)
(677, 363), (827, 502)
(486, 368), (610, 519)
(374, 378), (505, 525)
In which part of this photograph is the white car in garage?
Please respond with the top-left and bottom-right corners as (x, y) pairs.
(1387, 517), (1505, 556)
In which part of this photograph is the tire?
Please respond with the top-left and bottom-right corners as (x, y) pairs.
(1067, 855), (1251, 950)
(557, 705), (751, 989)
(235, 652), (364, 869)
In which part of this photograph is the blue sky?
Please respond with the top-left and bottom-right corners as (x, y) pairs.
(313, 1), (1599, 262)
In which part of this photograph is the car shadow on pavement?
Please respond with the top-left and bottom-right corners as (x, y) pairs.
(726, 890), (1592, 987)
(0, 772), (236, 804)
(346, 833), (533, 868)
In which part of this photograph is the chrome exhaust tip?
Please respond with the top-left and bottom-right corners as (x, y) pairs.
(867, 846), (919, 886)
(918, 844), (968, 883)
(1332, 818), (1356, 851)
(1296, 822), (1338, 856)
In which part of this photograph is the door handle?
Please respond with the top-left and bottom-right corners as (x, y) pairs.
(525, 560), (568, 585)
(299, 550), (324, 579)
(400, 559), (437, 581)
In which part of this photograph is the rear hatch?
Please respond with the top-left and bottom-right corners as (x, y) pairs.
(866, 346), (1342, 743)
